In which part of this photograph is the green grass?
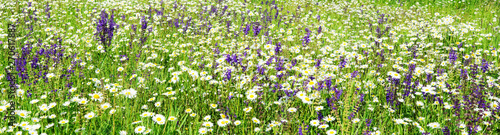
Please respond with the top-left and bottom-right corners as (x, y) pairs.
(0, 0), (500, 134)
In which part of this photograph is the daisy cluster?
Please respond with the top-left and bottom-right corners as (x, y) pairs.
(0, 0), (499, 134)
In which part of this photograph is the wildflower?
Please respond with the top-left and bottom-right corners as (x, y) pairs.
(315, 106), (324, 111)
(323, 115), (335, 122)
(427, 122), (440, 129)
(210, 104), (217, 109)
(84, 112), (96, 119)
(326, 129), (337, 135)
(59, 119), (69, 124)
(134, 126), (146, 133)
(119, 131), (127, 135)
(217, 118), (230, 127)
(416, 101), (424, 107)
(310, 119), (320, 126)
(141, 112), (153, 117)
(244, 107), (252, 113)
(101, 103), (111, 110)
(246, 92), (258, 101)
(254, 127), (261, 132)
(288, 108), (297, 113)
(318, 124), (329, 129)
(78, 98), (88, 105)
(120, 88), (137, 99)
(152, 114), (166, 125)
(168, 116), (177, 121)
(110, 109), (116, 114)
(296, 91), (307, 99)
(352, 118), (360, 123)
(234, 120), (242, 126)
(117, 67), (124, 72)
(89, 92), (104, 102)
(17, 110), (29, 118)
(421, 86), (436, 95)
(46, 73), (56, 79)
(199, 127), (208, 134)
(252, 117), (261, 124)
(185, 108), (193, 113)
(203, 115), (211, 121)
(202, 121), (213, 127)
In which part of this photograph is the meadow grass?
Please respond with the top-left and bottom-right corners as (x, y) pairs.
(1, 0), (500, 134)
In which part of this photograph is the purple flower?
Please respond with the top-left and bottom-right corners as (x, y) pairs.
(315, 59), (322, 68)
(253, 24), (262, 36)
(45, 2), (50, 19)
(366, 119), (372, 127)
(351, 71), (358, 78)
(243, 23), (251, 36)
(141, 16), (148, 30)
(224, 69), (232, 81)
(94, 10), (118, 52)
(302, 28), (311, 46)
(481, 59), (489, 73)
(274, 42), (282, 55)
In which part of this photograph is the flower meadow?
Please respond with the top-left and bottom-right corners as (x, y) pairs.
(1, 0), (500, 134)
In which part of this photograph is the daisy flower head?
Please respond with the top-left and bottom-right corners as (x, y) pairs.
(110, 109), (116, 114)
(89, 92), (104, 102)
(421, 86), (436, 95)
(210, 104), (217, 109)
(318, 124), (329, 129)
(217, 118), (230, 127)
(168, 116), (177, 121)
(134, 126), (146, 133)
(155, 102), (161, 107)
(310, 119), (320, 126)
(185, 108), (192, 113)
(141, 112), (153, 117)
(252, 117), (261, 124)
(243, 107), (252, 113)
(326, 129), (337, 135)
(199, 127), (208, 134)
(17, 110), (29, 118)
(352, 118), (360, 123)
(120, 88), (137, 99)
(152, 114), (166, 125)
(323, 115), (335, 122)
(203, 115), (211, 121)
(246, 92), (258, 101)
(234, 120), (242, 126)
(84, 112), (96, 119)
(427, 122), (441, 129)
(296, 91), (307, 99)
(132, 121), (142, 125)
(59, 119), (69, 124)
(202, 121), (213, 127)
(101, 103), (112, 110)
(117, 67), (124, 72)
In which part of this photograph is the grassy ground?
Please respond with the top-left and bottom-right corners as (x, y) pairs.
(1, 0), (500, 134)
